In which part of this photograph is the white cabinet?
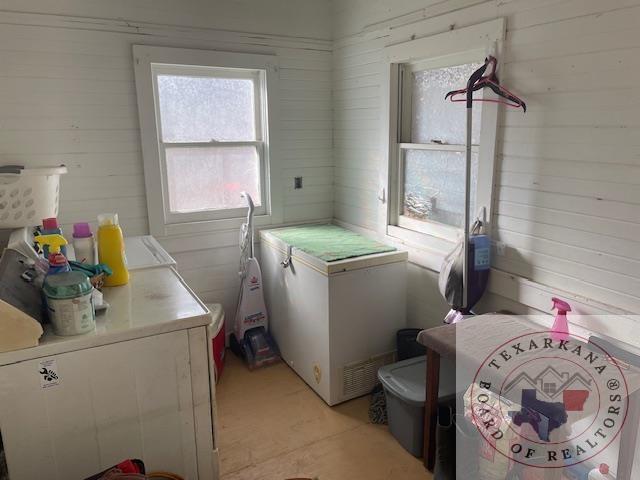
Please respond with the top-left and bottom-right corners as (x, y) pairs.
(260, 227), (408, 406)
(0, 267), (220, 480)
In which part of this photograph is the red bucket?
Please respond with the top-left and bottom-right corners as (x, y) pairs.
(208, 304), (225, 382)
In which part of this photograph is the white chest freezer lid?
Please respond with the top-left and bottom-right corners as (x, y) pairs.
(260, 224), (407, 275)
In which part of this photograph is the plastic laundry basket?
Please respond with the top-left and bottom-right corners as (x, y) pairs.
(0, 165), (67, 228)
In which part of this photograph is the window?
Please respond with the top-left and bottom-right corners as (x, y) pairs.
(154, 66), (265, 217)
(382, 19), (503, 257)
(133, 46), (279, 236)
(397, 61), (484, 241)
(543, 383), (557, 396)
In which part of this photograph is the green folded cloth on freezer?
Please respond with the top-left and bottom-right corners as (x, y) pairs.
(269, 224), (396, 262)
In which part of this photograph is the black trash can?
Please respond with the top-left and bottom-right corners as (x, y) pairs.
(397, 328), (426, 361)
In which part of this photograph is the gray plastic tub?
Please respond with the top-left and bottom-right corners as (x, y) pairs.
(378, 355), (456, 457)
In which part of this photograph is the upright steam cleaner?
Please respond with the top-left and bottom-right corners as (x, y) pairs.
(230, 192), (280, 369)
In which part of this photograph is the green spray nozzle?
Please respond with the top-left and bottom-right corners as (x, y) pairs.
(34, 234), (68, 255)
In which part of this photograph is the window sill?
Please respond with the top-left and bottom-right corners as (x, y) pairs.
(397, 216), (460, 243)
(386, 224), (456, 273)
(158, 213), (274, 238)
(155, 217), (334, 255)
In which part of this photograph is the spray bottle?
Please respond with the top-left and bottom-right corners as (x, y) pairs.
(41, 217), (67, 257)
(34, 234), (71, 275)
(551, 297), (571, 341)
(588, 464), (615, 480)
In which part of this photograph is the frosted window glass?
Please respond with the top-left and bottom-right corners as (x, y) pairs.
(411, 63), (483, 145)
(157, 74), (256, 142)
(165, 146), (261, 213)
(402, 149), (478, 228)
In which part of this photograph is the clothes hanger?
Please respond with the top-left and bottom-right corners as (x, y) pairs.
(444, 56), (527, 112)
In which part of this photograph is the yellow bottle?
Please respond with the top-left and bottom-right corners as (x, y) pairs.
(97, 213), (129, 287)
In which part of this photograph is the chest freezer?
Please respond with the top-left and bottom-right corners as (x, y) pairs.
(260, 224), (408, 405)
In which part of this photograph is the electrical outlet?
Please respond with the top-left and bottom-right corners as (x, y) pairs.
(294, 176), (303, 189)
(496, 241), (507, 256)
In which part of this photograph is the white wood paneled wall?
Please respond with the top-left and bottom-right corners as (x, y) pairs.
(0, 1), (332, 324)
(332, 0), (640, 327)
(3, 0), (639, 332)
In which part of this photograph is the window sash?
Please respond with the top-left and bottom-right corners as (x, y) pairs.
(160, 140), (263, 148)
(392, 56), (488, 241)
(159, 141), (267, 224)
(396, 144), (478, 243)
(150, 67), (268, 224)
(152, 66), (264, 144)
(398, 143), (479, 152)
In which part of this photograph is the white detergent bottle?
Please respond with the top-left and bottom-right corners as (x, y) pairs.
(588, 464), (615, 480)
(72, 222), (96, 264)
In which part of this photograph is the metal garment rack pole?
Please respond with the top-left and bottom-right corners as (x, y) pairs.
(462, 106), (471, 310)
(462, 77), (475, 311)
(460, 58), (491, 311)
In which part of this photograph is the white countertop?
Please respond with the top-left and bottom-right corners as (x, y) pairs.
(0, 266), (211, 366)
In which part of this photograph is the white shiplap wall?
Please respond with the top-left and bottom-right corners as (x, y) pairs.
(0, 2), (332, 325)
(4, 0), (639, 331)
(332, 0), (640, 327)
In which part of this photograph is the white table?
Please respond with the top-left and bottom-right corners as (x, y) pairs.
(418, 314), (640, 479)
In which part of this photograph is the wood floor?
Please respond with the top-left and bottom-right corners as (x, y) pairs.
(216, 352), (431, 480)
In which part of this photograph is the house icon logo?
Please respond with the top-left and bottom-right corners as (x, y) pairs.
(503, 366), (592, 402)
(502, 366), (593, 443)
(469, 331), (628, 469)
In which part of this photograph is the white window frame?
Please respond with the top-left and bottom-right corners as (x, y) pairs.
(380, 19), (505, 259)
(133, 45), (281, 237)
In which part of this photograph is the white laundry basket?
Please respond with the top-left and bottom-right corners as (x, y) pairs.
(0, 165), (67, 228)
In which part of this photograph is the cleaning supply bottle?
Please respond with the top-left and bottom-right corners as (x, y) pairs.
(551, 297), (571, 341)
(588, 464), (615, 480)
(72, 222), (96, 264)
(97, 213), (129, 287)
(43, 271), (95, 336)
(41, 217), (67, 256)
(34, 234), (71, 275)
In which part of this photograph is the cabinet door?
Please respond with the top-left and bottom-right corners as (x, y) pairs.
(0, 331), (198, 480)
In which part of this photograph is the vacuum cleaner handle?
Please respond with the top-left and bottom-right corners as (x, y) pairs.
(241, 191), (255, 217)
(240, 192), (255, 258)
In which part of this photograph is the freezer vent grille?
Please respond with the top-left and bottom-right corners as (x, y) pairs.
(342, 351), (395, 399)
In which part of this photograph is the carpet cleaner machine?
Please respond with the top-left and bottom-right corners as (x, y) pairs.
(230, 192), (280, 369)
